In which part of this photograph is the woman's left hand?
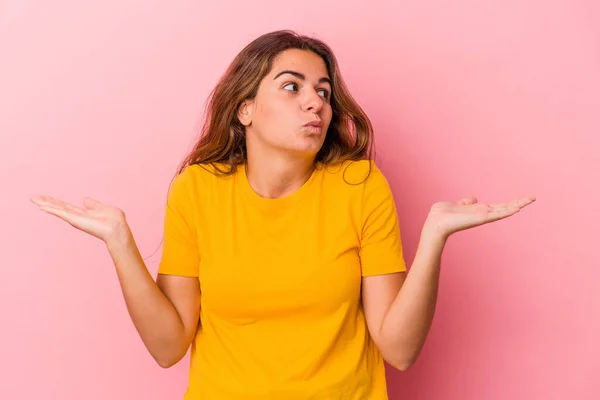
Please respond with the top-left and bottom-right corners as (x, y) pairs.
(424, 196), (536, 239)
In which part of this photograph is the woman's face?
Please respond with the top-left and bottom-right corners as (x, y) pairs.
(238, 49), (333, 160)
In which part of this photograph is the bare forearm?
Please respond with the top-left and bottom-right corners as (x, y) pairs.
(105, 227), (188, 365)
(380, 226), (446, 370)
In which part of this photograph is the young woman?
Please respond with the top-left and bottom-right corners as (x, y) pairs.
(30, 30), (535, 399)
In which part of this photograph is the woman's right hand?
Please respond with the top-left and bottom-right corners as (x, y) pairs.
(30, 195), (129, 244)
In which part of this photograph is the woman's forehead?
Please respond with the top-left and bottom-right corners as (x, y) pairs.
(271, 49), (329, 78)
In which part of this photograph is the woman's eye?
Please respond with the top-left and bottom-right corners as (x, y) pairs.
(283, 83), (298, 91)
(318, 89), (330, 99)
(283, 83), (329, 99)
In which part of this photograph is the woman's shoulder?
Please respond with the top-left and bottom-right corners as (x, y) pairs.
(177, 162), (238, 181)
(169, 162), (237, 197)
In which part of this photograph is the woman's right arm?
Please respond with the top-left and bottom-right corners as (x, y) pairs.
(30, 195), (200, 368)
(107, 225), (200, 368)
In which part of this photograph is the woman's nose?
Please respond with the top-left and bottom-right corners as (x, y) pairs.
(302, 89), (324, 112)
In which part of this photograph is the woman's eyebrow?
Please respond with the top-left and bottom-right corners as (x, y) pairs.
(273, 70), (331, 86)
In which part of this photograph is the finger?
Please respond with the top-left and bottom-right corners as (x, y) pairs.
(57, 201), (87, 215)
(83, 197), (102, 210)
(489, 197), (536, 209)
(32, 195), (86, 215)
(506, 197), (535, 209)
(458, 197), (478, 205)
(37, 203), (81, 224)
(48, 200), (86, 215)
(31, 195), (64, 207)
(30, 195), (53, 206)
(486, 206), (519, 222)
(518, 196), (536, 206)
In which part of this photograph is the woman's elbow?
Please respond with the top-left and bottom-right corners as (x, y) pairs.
(387, 358), (415, 372)
(156, 358), (177, 369)
(382, 349), (418, 372)
(152, 347), (187, 369)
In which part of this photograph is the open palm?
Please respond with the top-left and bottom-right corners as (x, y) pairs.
(427, 196), (536, 238)
(30, 195), (127, 243)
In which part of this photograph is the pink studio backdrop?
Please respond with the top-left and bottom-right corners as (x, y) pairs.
(1, 1), (598, 399)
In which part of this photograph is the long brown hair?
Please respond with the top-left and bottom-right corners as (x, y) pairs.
(176, 29), (376, 176)
(146, 30), (376, 261)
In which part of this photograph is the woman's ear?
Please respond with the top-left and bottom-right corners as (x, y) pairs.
(237, 99), (253, 126)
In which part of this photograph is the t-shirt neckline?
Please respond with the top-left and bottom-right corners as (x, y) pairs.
(238, 163), (319, 211)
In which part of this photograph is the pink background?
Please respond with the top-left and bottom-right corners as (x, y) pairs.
(1, 1), (598, 399)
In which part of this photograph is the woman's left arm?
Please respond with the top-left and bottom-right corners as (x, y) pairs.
(363, 196), (536, 371)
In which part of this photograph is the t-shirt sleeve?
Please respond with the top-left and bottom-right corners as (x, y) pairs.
(157, 168), (200, 277)
(359, 164), (407, 276)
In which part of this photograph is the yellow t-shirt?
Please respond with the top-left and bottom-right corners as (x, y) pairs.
(158, 159), (407, 399)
